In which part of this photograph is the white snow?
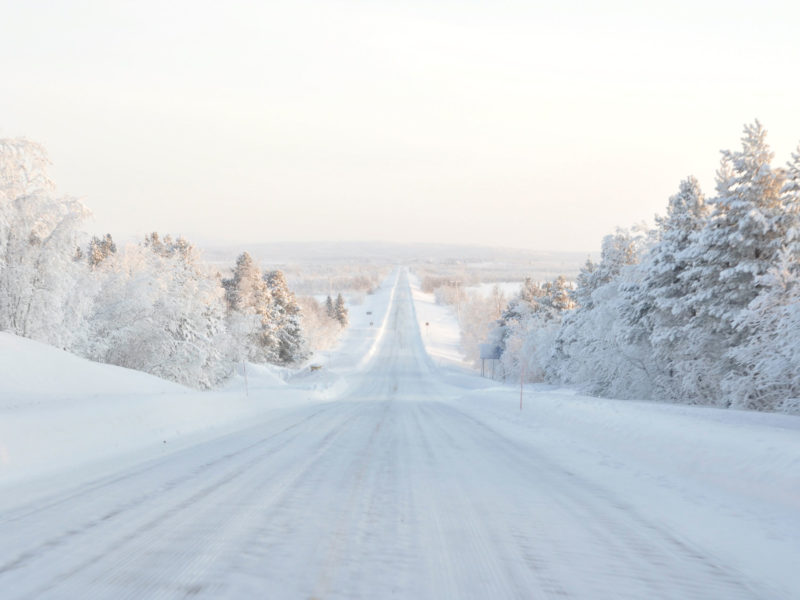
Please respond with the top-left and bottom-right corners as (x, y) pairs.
(408, 273), (468, 368)
(0, 272), (399, 497)
(1, 269), (798, 599)
(465, 280), (524, 298)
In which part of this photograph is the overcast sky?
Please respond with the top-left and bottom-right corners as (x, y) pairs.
(3, 0), (800, 252)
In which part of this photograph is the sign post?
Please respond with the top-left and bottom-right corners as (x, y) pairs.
(479, 344), (502, 379)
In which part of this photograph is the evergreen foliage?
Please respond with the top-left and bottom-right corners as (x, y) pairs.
(264, 270), (309, 365)
(481, 121), (800, 411)
(334, 293), (349, 327)
(87, 233), (117, 268)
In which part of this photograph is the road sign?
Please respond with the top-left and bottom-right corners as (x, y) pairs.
(479, 344), (501, 360)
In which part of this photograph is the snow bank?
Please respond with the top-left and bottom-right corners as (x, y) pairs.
(0, 332), (183, 407)
(0, 333), (311, 498)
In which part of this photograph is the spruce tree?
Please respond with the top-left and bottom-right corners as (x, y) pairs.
(222, 252), (278, 363)
(88, 233), (117, 268)
(265, 270), (308, 365)
(638, 177), (710, 399)
(325, 294), (335, 320)
(678, 122), (785, 404)
(334, 293), (348, 327)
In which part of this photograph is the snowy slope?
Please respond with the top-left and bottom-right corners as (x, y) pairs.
(0, 332), (185, 406)
(0, 335), (306, 495)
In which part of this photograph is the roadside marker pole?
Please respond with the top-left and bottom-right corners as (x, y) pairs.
(520, 363), (525, 411)
(243, 361), (249, 397)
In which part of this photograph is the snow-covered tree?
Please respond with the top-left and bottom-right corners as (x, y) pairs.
(297, 295), (344, 352)
(723, 146), (800, 409)
(265, 270), (308, 365)
(222, 252), (278, 364)
(726, 248), (800, 410)
(676, 121), (785, 404)
(325, 294), (335, 320)
(0, 138), (91, 348)
(87, 233), (117, 268)
(635, 177), (710, 400)
(85, 235), (233, 388)
(488, 275), (576, 382)
(334, 293), (349, 328)
(548, 227), (652, 397)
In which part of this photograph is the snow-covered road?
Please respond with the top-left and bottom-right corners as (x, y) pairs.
(0, 273), (795, 599)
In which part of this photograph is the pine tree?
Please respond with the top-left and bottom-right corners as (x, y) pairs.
(637, 177), (710, 399)
(88, 233), (116, 268)
(325, 294), (335, 319)
(222, 252), (278, 363)
(334, 293), (349, 327)
(678, 121), (785, 404)
(724, 144), (800, 408)
(264, 270), (308, 365)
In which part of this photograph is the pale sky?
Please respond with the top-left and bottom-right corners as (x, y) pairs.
(3, 0), (800, 252)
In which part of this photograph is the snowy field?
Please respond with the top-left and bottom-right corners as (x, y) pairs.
(407, 273), (468, 368)
(465, 280), (524, 298)
(0, 269), (798, 598)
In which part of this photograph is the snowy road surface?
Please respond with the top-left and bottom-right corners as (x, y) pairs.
(0, 273), (795, 599)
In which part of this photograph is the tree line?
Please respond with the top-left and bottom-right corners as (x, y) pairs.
(487, 122), (799, 412)
(0, 138), (348, 388)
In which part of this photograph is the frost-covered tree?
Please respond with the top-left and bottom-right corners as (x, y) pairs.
(723, 146), (800, 410)
(297, 295), (344, 352)
(489, 275), (576, 382)
(635, 177), (710, 399)
(548, 227), (652, 397)
(325, 294), (335, 319)
(265, 270), (308, 365)
(87, 233), (117, 268)
(726, 249), (800, 410)
(222, 252), (278, 364)
(677, 122), (785, 404)
(0, 138), (91, 348)
(334, 293), (349, 328)
(85, 235), (233, 388)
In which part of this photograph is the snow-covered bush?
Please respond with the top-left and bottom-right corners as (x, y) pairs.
(84, 235), (234, 389)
